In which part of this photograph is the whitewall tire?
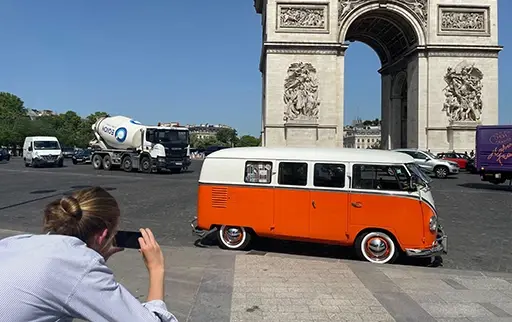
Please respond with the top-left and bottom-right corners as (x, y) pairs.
(217, 225), (251, 250)
(355, 231), (399, 264)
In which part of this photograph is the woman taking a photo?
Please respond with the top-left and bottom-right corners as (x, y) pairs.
(0, 186), (178, 322)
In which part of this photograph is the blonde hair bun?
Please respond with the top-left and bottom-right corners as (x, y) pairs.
(60, 196), (83, 220)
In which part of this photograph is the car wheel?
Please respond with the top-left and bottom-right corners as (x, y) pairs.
(92, 154), (103, 170)
(434, 166), (448, 179)
(217, 226), (252, 250)
(355, 231), (399, 264)
(102, 155), (112, 170)
(140, 156), (151, 173)
(122, 156), (133, 172)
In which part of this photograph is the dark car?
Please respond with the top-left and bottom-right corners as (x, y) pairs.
(204, 146), (229, 156)
(72, 149), (92, 165)
(61, 147), (75, 158)
(0, 149), (10, 162)
(466, 158), (478, 174)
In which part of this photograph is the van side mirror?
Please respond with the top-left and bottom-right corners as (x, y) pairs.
(408, 177), (419, 192)
(28, 146), (32, 152)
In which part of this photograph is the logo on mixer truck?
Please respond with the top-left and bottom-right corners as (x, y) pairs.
(102, 125), (128, 143)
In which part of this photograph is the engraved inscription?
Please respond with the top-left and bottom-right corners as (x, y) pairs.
(442, 61), (484, 122)
(441, 11), (485, 31)
(283, 62), (320, 123)
(279, 6), (326, 29)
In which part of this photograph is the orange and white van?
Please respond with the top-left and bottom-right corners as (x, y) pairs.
(191, 147), (447, 264)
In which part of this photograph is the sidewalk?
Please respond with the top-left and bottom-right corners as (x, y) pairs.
(107, 246), (512, 322)
(2, 229), (512, 321)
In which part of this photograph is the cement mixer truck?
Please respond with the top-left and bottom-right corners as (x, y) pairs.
(89, 116), (191, 173)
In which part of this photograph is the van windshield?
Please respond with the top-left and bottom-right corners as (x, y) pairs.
(406, 162), (432, 186)
(34, 141), (60, 150)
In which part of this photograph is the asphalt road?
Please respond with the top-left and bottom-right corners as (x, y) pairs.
(0, 157), (511, 273)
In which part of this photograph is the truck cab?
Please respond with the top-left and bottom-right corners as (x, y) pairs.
(145, 126), (191, 172)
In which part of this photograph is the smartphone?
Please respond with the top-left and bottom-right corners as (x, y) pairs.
(115, 230), (143, 249)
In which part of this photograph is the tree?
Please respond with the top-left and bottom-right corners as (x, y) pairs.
(216, 128), (238, 147)
(195, 136), (219, 149)
(0, 92), (29, 147)
(237, 135), (261, 147)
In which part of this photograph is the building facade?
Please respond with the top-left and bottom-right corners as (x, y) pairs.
(343, 125), (381, 149)
(254, 0), (502, 153)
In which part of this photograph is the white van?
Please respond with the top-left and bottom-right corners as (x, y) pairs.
(23, 136), (64, 168)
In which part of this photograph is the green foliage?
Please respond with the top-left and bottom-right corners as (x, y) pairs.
(238, 135), (261, 147)
(0, 91), (261, 151)
(215, 128), (238, 147)
(0, 92), (108, 148)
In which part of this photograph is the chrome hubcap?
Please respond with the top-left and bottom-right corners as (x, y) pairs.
(222, 227), (243, 246)
(365, 236), (391, 262)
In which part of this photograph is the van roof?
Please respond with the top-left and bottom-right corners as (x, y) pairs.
(206, 147), (414, 164)
(25, 136), (59, 141)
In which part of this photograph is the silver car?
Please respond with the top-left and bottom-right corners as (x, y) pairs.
(393, 149), (459, 179)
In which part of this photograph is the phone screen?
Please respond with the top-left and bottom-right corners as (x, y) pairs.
(115, 230), (143, 249)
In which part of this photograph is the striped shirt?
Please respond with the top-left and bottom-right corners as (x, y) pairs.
(0, 233), (178, 322)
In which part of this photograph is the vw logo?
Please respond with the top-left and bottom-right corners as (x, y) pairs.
(114, 127), (128, 143)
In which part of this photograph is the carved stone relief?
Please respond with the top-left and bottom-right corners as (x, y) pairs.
(283, 62), (320, 123)
(439, 7), (488, 34)
(442, 61), (483, 122)
(278, 4), (327, 31)
(338, 0), (428, 29)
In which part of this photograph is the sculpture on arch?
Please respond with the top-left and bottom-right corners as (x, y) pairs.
(338, 0), (428, 27)
(283, 62), (320, 122)
(442, 61), (484, 122)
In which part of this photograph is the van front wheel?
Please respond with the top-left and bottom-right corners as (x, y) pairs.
(218, 226), (251, 250)
(355, 231), (398, 264)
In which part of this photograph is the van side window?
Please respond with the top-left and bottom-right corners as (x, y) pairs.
(352, 164), (410, 191)
(314, 163), (346, 188)
(278, 162), (307, 186)
(244, 161), (272, 184)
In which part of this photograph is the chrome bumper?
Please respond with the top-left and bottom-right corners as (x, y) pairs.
(190, 217), (216, 238)
(405, 227), (447, 257)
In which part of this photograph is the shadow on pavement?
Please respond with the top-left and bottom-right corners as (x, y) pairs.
(195, 231), (441, 268)
(458, 182), (512, 191)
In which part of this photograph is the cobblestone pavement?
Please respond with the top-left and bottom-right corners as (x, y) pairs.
(0, 158), (511, 274)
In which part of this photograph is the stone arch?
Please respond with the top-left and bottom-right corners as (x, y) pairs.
(391, 71), (407, 99)
(338, 1), (426, 66)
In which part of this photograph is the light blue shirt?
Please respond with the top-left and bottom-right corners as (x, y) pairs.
(0, 234), (179, 322)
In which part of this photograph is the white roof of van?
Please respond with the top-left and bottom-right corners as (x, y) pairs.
(25, 136), (59, 141)
(206, 147), (414, 164)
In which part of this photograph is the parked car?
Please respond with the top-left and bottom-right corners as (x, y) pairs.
(0, 149), (10, 162)
(393, 148), (459, 178)
(466, 158), (478, 174)
(72, 149), (92, 165)
(436, 152), (470, 169)
(61, 147), (75, 158)
(204, 146), (229, 156)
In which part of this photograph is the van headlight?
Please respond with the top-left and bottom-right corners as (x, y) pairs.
(429, 215), (438, 232)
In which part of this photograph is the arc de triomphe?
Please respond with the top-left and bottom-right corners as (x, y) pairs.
(254, 0), (502, 152)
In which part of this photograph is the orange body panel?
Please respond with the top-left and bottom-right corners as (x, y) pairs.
(273, 189), (310, 238)
(197, 184), (274, 234)
(197, 183), (434, 250)
(348, 193), (425, 249)
(309, 190), (349, 242)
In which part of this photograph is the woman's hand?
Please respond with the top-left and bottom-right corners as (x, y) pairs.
(138, 228), (165, 273)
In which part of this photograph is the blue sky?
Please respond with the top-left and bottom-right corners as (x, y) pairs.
(0, 1), (510, 136)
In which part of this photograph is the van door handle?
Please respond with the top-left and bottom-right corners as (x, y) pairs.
(312, 200), (316, 209)
(351, 202), (362, 208)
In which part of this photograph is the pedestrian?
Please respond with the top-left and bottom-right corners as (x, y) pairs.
(0, 186), (178, 322)
(470, 150), (475, 158)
